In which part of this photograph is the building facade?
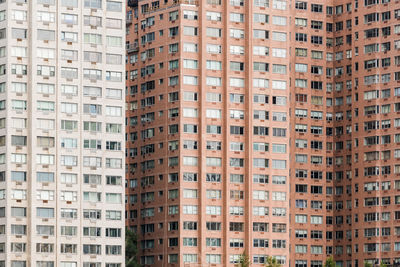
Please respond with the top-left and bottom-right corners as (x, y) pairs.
(126, 0), (400, 266)
(0, 0), (126, 265)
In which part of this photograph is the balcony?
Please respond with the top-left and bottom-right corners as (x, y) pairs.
(126, 42), (139, 53)
(126, 13), (133, 25)
(172, 0), (199, 6)
(127, 0), (138, 7)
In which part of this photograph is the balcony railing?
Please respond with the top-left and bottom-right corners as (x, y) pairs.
(127, 0), (138, 7)
(126, 13), (133, 24)
(140, 0), (199, 13)
(126, 42), (139, 53)
(172, 0), (199, 5)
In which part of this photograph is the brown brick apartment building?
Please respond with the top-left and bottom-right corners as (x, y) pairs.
(125, 0), (400, 266)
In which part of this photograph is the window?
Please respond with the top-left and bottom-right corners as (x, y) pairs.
(37, 83), (54, 94)
(253, 222), (269, 233)
(12, 153), (27, 164)
(83, 0), (102, 7)
(61, 13), (78, 25)
(230, 13), (244, 22)
(254, 0), (269, 7)
(253, 29), (268, 39)
(206, 76), (222, 86)
(10, 171), (26, 182)
(36, 190), (54, 201)
(295, 17), (307, 27)
(60, 155), (77, 167)
(37, 208), (54, 218)
(11, 207), (26, 217)
(231, 0), (244, 6)
(105, 193), (121, 204)
(272, 192), (286, 201)
(253, 190), (268, 200)
(11, 135), (26, 147)
(11, 28), (27, 40)
(11, 46), (27, 58)
(83, 192), (101, 203)
(206, 254), (221, 264)
(60, 191), (77, 202)
(105, 106), (122, 117)
(0, 10), (7, 22)
(206, 157), (221, 167)
(185, 26), (199, 36)
(61, 103), (77, 114)
(37, 172), (54, 183)
(207, 12), (222, 21)
(59, 226), (77, 238)
(207, 44), (222, 54)
(183, 75), (198, 85)
(168, 43), (182, 54)
(106, 36), (122, 47)
(183, 43), (197, 53)
(183, 108), (198, 118)
(232, 28), (245, 38)
(11, 225), (27, 235)
(253, 62), (269, 72)
(11, 64), (27, 75)
(293, 62), (309, 74)
(106, 0), (121, 11)
(206, 206), (221, 215)
(60, 31), (78, 43)
(103, 228), (121, 239)
(183, 205), (197, 215)
(37, 101), (54, 112)
(271, 15), (286, 26)
(11, 245), (27, 253)
(80, 175), (100, 186)
(182, 10), (198, 21)
(61, 120), (78, 131)
(204, 93), (221, 104)
(106, 158), (122, 168)
(83, 16), (102, 29)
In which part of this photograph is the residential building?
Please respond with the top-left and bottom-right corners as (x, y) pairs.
(0, 0), (126, 265)
(126, 0), (400, 266)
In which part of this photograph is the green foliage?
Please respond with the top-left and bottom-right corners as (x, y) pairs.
(126, 228), (141, 267)
(265, 256), (281, 267)
(364, 262), (373, 267)
(236, 252), (251, 267)
(324, 256), (336, 267)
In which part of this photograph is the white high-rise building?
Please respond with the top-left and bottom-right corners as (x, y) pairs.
(0, 0), (125, 265)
